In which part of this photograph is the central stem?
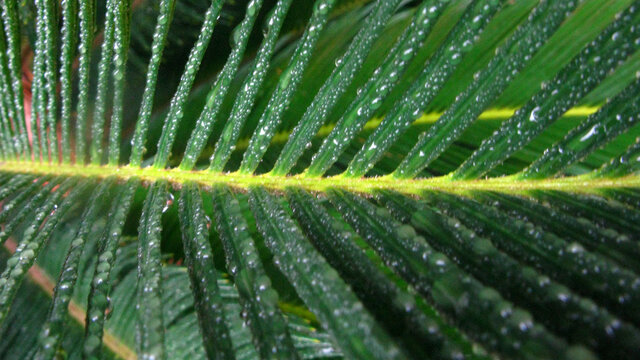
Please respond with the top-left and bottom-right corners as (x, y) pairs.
(0, 161), (637, 195)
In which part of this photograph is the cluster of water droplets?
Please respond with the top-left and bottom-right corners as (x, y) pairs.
(0, 178), (46, 226)
(73, 0), (96, 163)
(89, 0), (118, 165)
(176, 183), (236, 359)
(415, 193), (639, 357)
(288, 188), (467, 360)
(134, 181), (169, 360)
(270, 0), (405, 176)
(58, 0), (79, 163)
(454, 3), (640, 180)
(0, 179), (84, 326)
(179, 0), (266, 171)
(0, 178), (63, 245)
(0, 0), (28, 158)
(521, 76), (640, 179)
(31, 0), (48, 160)
(83, 179), (138, 358)
(129, 0), (176, 167)
(239, 0), (336, 175)
(393, 0), (583, 179)
(596, 136), (640, 177)
(34, 179), (114, 359)
(208, 0), (294, 173)
(249, 187), (405, 360)
(345, 0), (504, 178)
(153, 1), (225, 169)
(41, 0), (59, 162)
(434, 191), (640, 329)
(332, 189), (586, 358)
(306, 0), (450, 177)
(210, 185), (298, 358)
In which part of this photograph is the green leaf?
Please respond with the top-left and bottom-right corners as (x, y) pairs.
(520, 78), (640, 179)
(74, 0), (96, 164)
(0, 178), (90, 325)
(287, 187), (473, 360)
(394, 0), (581, 179)
(249, 186), (405, 360)
(0, 177), (48, 224)
(594, 137), (640, 177)
(1, 1), (640, 358)
(211, 184), (299, 359)
(344, 0), (504, 178)
(35, 177), (113, 359)
(427, 191), (640, 326)
(239, 0), (336, 175)
(270, 0), (404, 176)
(329, 188), (592, 359)
(0, 177), (65, 247)
(107, 0), (131, 166)
(135, 180), (168, 359)
(90, 0), (118, 165)
(153, 0), (226, 169)
(180, 0), (266, 171)
(381, 190), (640, 358)
(40, 0), (59, 163)
(83, 178), (138, 358)
(209, 0), (294, 172)
(178, 182), (235, 359)
(455, 5), (640, 180)
(58, 0), (78, 164)
(0, 247), (118, 360)
(473, 191), (640, 273)
(129, 0), (177, 167)
(0, 0), (28, 158)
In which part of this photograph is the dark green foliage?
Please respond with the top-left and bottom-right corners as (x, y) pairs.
(179, 183), (235, 359)
(0, 1), (639, 359)
(212, 185), (298, 359)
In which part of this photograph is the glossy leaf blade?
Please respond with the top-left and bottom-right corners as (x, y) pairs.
(248, 186), (405, 360)
(211, 184), (299, 359)
(177, 183), (235, 360)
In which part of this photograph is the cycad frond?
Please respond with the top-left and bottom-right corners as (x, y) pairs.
(0, 0), (639, 359)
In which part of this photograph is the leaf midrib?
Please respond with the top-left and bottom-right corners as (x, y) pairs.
(1, 160), (637, 196)
(233, 106), (600, 150)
